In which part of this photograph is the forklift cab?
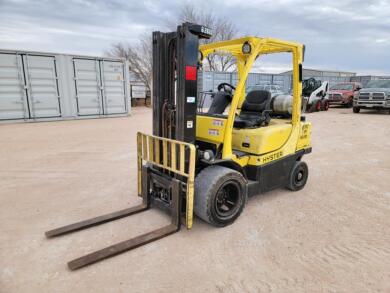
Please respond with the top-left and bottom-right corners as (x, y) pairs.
(196, 37), (308, 159)
(206, 87), (272, 128)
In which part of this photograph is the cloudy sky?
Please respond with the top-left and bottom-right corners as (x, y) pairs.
(0, 0), (389, 74)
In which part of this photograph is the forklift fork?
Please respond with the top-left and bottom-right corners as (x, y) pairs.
(45, 166), (182, 270)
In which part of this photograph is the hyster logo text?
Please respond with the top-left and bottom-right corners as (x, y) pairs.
(262, 151), (283, 163)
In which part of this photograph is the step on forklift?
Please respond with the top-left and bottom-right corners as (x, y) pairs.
(46, 23), (312, 270)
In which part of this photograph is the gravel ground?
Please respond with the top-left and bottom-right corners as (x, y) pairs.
(0, 107), (389, 293)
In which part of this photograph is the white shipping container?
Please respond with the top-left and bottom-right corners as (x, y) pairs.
(0, 49), (130, 121)
(130, 83), (147, 99)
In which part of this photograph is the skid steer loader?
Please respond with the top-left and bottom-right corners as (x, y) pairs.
(302, 78), (329, 112)
(46, 23), (312, 270)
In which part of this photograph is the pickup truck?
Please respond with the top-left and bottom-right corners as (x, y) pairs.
(353, 79), (390, 113)
(328, 82), (362, 108)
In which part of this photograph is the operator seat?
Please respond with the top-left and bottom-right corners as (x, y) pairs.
(208, 92), (232, 114)
(233, 90), (272, 128)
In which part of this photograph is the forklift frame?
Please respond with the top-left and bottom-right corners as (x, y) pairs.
(45, 25), (311, 271)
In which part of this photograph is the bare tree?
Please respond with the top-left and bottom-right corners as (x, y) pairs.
(171, 4), (237, 71)
(106, 34), (152, 92)
(107, 4), (237, 92)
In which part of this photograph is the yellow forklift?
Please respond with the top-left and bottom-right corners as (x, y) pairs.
(46, 23), (311, 270)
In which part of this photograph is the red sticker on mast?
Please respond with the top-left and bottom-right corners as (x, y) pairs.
(185, 66), (197, 81)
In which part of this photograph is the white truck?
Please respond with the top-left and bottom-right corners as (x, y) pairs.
(353, 79), (390, 114)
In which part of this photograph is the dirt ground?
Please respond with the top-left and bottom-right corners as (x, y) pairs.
(0, 107), (389, 293)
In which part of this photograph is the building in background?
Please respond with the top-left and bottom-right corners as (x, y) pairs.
(280, 68), (356, 89)
(350, 75), (390, 87)
(280, 68), (356, 78)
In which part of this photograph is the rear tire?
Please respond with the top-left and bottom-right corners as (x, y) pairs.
(315, 100), (322, 112)
(353, 107), (360, 113)
(321, 99), (329, 111)
(194, 166), (246, 227)
(286, 161), (308, 191)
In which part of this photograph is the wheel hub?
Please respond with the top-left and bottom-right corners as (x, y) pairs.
(215, 182), (240, 217)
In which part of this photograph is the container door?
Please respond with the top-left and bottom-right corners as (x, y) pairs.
(0, 53), (29, 120)
(23, 55), (61, 118)
(73, 59), (103, 116)
(101, 61), (127, 114)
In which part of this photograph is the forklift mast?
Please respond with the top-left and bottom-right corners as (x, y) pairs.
(152, 23), (212, 144)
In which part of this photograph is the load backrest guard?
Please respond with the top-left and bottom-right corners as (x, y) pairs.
(137, 132), (196, 228)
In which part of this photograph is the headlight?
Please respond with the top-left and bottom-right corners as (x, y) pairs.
(242, 42), (251, 54)
(203, 150), (214, 161)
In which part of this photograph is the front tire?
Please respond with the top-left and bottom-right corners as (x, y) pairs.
(307, 100), (320, 113)
(353, 107), (360, 113)
(194, 166), (246, 227)
(286, 161), (309, 191)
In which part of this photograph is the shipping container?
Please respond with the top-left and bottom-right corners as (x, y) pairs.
(130, 83), (147, 99)
(0, 49), (130, 121)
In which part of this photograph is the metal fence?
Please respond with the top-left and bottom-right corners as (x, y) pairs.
(303, 75), (351, 88)
(350, 75), (390, 87)
(201, 71), (292, 93)
(199, 71), (355, 93)
(139, 71), (390, 103)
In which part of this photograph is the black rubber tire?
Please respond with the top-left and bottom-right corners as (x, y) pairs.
(321, 99), (329, 111)
(353, 107), (360, 113)
(307, 101), (319, 113)
(194, 165), (246, 227)
(286, 161), (309, 191)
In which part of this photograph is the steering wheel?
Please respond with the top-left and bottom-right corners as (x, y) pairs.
(217, 82), (236, 94)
